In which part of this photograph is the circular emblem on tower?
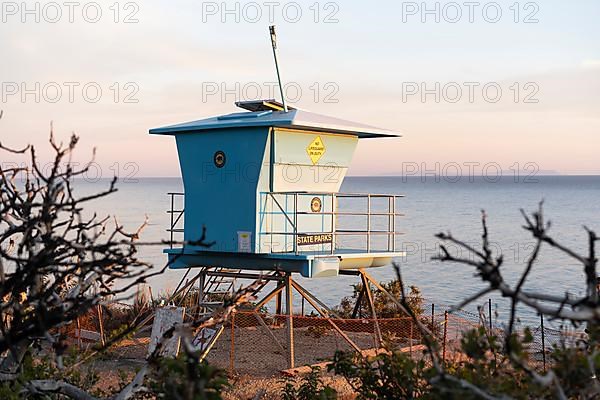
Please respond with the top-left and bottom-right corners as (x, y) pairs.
(214, 151), (226, 168)
(311, 197), (322, 213)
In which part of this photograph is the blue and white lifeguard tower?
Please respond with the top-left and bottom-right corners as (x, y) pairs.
(149, 27), (405, 368)
(151, 99), (403, 278)
(150, 99), (405, 367)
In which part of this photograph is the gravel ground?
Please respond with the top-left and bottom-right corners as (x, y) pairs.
(85, 325), (374, 399)
(207, 325), (379, 376)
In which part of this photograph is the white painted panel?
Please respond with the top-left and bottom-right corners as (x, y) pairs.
(272, 129), (357, 193)
(274, 129), (358, 167)
(272, 164), (348, 192)
(312, 258), (340, 278)
(257, 129), (359, 254)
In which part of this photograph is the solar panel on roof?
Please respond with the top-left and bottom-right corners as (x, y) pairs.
(217, 111), (272, 120)
(235, 99), (296, 112)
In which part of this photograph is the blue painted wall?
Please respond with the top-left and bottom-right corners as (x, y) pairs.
(175, 127), (270, 252)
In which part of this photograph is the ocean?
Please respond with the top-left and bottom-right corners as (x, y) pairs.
(78, 176), (600, 328)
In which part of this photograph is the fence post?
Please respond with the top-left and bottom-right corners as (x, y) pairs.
(431, 303), (435, 330)
(442, 311), (448, 362)
(285, 274), (295, 369)
(230, 311), (236, 374)
(276, 290), (282, 316)
(488, 299), (493, 332)
(409, 321), (413, 356)
(541, 313), (546, 372)
(97, 305), (105, 346)
(76, 318), (82, 349)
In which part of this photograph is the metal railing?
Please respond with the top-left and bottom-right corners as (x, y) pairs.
(167, 192), (185, 249)
(167, 191), (405, 255)
(259, 192), (404, 255)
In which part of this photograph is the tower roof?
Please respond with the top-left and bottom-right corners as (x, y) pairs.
(149, 100), (401, 139)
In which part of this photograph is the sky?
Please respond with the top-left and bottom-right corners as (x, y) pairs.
(1, 0), (599, 177)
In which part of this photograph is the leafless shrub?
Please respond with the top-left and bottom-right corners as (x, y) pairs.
(429, 203), (599, 398)
(0, 131), (162, 375)
(0, 128), (262, 399)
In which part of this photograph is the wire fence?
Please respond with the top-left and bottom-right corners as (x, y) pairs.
(203, 300), (587, 375)
(208, 311), (432, 376)
(429, 298), (590, 372)
(64, 297), (588, 376)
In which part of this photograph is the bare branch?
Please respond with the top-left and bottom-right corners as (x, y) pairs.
(23, 380), (99, 400)
(434, 203), (600, 397)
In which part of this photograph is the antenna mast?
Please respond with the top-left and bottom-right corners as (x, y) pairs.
(269, 25), (288, 112)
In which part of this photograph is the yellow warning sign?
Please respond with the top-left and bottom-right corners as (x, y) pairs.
(306, 136), (325, 165)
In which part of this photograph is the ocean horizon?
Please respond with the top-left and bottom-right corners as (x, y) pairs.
(74, 175), (600, 328)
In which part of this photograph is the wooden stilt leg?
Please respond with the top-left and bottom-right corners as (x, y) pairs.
(360, 269), (435, 339)
(291, 280), (362, 353)
(285, 273), (294, 369)
(290, 280), (342, 318)
(361, 272), (383, 346)
(254, 283), (285, 311)
(276, 290), (282, 315)
(352, 285), (366, 319)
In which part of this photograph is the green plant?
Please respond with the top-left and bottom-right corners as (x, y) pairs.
(335, 280), (424, 319)
(279, 367), (337, 400)
(299, 367), (336, 400)
(329, 346), (431, 399)
(280, 377), (298, 400)
(147, 353), (229, 400)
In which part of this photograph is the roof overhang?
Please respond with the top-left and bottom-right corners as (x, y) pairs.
(149, 101), (401, 139)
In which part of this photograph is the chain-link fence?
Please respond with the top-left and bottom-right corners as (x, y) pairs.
(201, 300), (588, 375)
(65, 296), (587, 375)
(207, 311), (428, 375)
(428, 298), (588, 372)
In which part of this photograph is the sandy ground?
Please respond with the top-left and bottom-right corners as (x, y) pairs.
(207, 324), (382, 376)
(90, 360), (358, 399)
(224, 373), (357, 400)
(84, 326), (378, 399)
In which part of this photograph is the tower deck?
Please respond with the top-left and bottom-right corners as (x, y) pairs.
(166, 190), (405, 278)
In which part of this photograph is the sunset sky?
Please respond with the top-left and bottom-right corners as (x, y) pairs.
(1, 0), (599, 176)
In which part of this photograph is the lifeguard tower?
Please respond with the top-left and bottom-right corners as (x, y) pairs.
(150, 100), (405, 367)
(149, 27), (405, 368)
(151, 99), (403, 275)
